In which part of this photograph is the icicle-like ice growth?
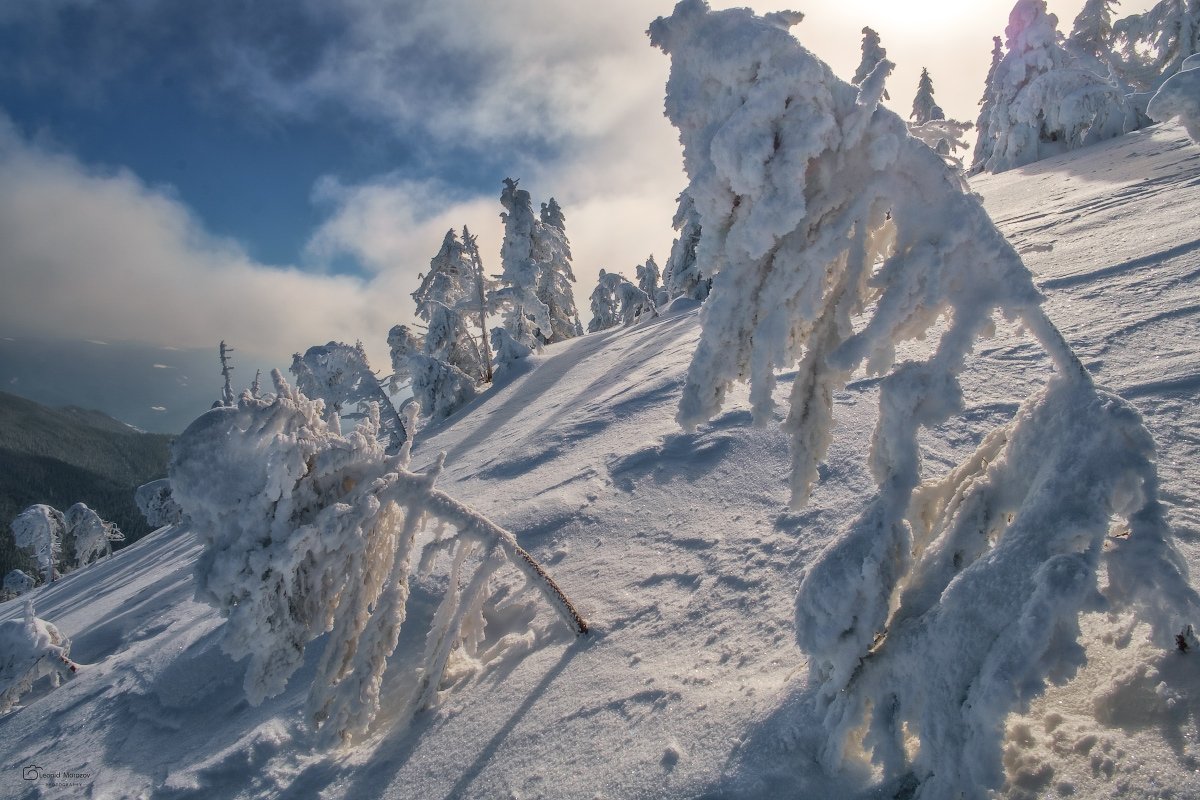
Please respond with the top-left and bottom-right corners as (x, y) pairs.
(651, 2), (1199, 796)
(171, 371), (586, 747)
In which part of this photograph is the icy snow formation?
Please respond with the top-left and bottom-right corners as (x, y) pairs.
(651, 2), (1198, 797)
(170, 371), (585, 746)
(135, 478), (182, 528)
(1148, 66), (1200, 140)
(0, 601), (77, 714)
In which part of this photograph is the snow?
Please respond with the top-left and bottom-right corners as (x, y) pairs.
(1148, 67), (1200, 140)
(2, 109), (1200, 800)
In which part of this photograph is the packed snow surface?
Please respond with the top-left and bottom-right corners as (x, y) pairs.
(2, 125), (1200, 798)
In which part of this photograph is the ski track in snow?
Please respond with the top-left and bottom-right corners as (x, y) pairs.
(2, 125), (1200, 799)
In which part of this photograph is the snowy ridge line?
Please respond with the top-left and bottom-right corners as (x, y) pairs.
(1038, 235), (1200, 289)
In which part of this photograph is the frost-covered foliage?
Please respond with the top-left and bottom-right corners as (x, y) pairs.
(0, 601), (78, 714)
(412, 229), (487, 383)
(1148, 59), (1200, 138)
(588, 270), (656, 333)
(971, 36), (1005, 172)
(663, 191), (710, 302)
(387, 324), (421, 392)
(64, 502), (124, 568)
(852, 26), (889, 100)
(910, 68), (942, 124)
(408, 354), (478, 420)
(3, 570), (34, 597)
(636, 255), (661, 301)
(291, 340), (406, 453)
(908, 118), (974, 172)
(974, 0), (1135, 173)
(1068, 0), (1120, 68)
(490, 327), (533, 374)
(136, 478), (182, 528)
(170, 372), (585, 746)
(11, 505), (65, 584)
(651, 2), (1198, 796)
(492, 179), (580, 349)
(1114, 0), (1200, 90)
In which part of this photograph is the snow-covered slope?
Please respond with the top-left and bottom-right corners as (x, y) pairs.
(2, 125), (1200, 800)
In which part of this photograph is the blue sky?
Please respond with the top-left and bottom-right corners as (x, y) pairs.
(0, 0), (1152, 385)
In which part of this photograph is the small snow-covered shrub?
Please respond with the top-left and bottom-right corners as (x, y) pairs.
(0, 601), (78, 714)
(170, 371), (585, 746)
(11, 505), (65, 584)
(1148, 66), (1200, 139)
(3, 570), (34, 597)
(64, 503), (124, 568)
(135, 478), (182, 528)
(651, 2), (1198, 797)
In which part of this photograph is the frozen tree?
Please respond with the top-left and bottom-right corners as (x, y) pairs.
(650, 3), (1199, 797)
(1068, 0), (1121, 69)
(908, 118), (975, 172)
(970, 35), (1005, 173)
(636, 255), (661, 301)
(11, 505), (65, 584)
(663, 191), (710, 302)
(136, 479), (183, 528)
(588, 269), (624, 333)
(462, 226), (495, 383)
(291, 341), (406, 453)
(615, 278), (656, 326)
(1114, 0), (1200, 90)
(0, 601), (79, 714)
(171, 371), (585, 746)
(412, 229), (487, 382)
(1147, 61), (1200, 138)
(250, 369), (262, 399)
(910, 68), (943, 124)
(407, 354), (478, 420)
(540, 197), (566, 231)
(975, 0), (1135, 173)
(64, 503), (124, 568)
(852, 26), (889, 100)
(214, 341), (236, 409)
(491, 179), (580, 349)
(387, 324), (421, 392)
(3, 570), (34, 597)
(490, 326), (533, 374)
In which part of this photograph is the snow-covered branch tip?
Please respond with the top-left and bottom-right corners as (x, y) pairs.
(652, 2), (1198, 797)
(170, 370), (585, 747)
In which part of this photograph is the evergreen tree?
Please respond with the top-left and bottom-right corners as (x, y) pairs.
(636, 255), (661, 301)
(910, 68), (943, 124)
(852, 26), (890, 99)
(290, 341), (406, 452)
(411, 229), (486, 382)
(1114, 0), (1200, 90)
(540, 198), (566, 231)
(1068, 0), (1120, 67)
(663, 191), (709, 302)
(970, 35), (1005, 174)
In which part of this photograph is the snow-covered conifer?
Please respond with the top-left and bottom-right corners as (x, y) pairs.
(910, 68), (942, 124)
(651, 3), (1198, 795)
(636, 255), (661, 301)
(216, 341), (235, 408)
(588, 269), (623, 333)
(491, 179), (580, 349)
(412, 229), (487, 382)
(64, 503), (124, 567)
(291, 341), (406, 452)
(490, 326), (533, 374)
(540, 197), (566, 231)
(3, 570), (34, 597)
(1114, 0), (1200, 90)
(0, 601), (78, 713)
(171, 371), (585, 745)
(461, 226), (495, 383)
(11, 505), (65, 584)
(852, 27), (890, 100)
(970, 35), (1005, 173)
(978, 0), (1134, 173)
(407, 354), (477, 420)
(387, 324), (421, 392)
(136, 478), (182, 528)
(663, 191), (709, 302)
(1068, 0), (1120, 68)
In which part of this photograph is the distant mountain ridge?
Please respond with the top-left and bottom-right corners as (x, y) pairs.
(0, 390), (173, 581)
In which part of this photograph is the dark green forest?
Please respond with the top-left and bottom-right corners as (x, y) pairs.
(0, 391), (172, 581)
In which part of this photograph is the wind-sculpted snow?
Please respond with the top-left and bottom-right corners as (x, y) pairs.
(170, 371), (585, 746)
(652, 2), (1199, 796)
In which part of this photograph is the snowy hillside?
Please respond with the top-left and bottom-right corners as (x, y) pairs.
(3, 124), (1200, 799)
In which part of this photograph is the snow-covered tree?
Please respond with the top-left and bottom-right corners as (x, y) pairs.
(975, 0), (1135, 173)
(214, 340), (236, 409)
(636, 255), (661, 302)
(461, 226), (495, 383)
(170, 371), (585, 746)
(1068, 0), (1121, 68)
(64, 503), (124, 568)
(1147, 58), (1200, 138)
(136, 479), (182, 528)
(970, 35), (1005, 173)
(908, 118), (975, 171)
(387, 324), (421, 392)
(3, 570), (34, 597)
(490, 326), (533, 374)
(412, 229), (487, 383)
(0, 601), (78, 714)
(291, 341), (406, 452)
(662, 191), (710, 302)
(588, 270), (656, 333)
(491, 179), (580, 349)
(1114, 0), (1200, 90)
(650, 3), (1199, 797)
(852, 26), (890, 100)
(407, 354), (478, 420)
(11, 505), (65, 584)
(910, 68), (942, 124)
